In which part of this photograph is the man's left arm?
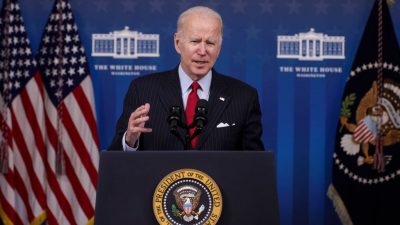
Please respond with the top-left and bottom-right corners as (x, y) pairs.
(242, 89), (265, 151)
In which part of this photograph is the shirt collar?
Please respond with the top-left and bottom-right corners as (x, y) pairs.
(178, 64), (212, 95)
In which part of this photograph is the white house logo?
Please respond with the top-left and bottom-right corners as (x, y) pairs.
(91, 26), (160, 59)
(277, 28), (345, 61)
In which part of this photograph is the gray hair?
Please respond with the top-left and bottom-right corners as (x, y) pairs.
(176, 6), (223, 41)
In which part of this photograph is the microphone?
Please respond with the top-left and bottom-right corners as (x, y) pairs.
(194, 99), (208, 130)
(167, 106), (190, 150)
(167, 106), (182, 132)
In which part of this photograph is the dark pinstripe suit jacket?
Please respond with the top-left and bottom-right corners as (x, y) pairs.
(108, 67), (264, 151)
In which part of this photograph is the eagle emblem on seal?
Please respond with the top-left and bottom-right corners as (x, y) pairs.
(340, 80), (400, 167)
(172, 185), (205, 222)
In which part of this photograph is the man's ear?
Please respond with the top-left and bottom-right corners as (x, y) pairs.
(174, 33), (181, 54)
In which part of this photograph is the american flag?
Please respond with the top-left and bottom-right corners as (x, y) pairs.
(0, 0), (47, 224)
(36, 0), (99, 224)
(353, 116), (377, 143)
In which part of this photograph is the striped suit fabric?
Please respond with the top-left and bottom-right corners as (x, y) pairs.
(108, 67), (264, 151)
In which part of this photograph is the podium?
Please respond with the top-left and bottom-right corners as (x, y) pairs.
(94, 151), (280, 225)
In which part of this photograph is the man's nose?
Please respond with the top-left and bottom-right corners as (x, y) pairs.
(197, 42), (206, 55)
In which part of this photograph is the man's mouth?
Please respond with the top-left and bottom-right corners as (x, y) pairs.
(193, 60), (208, 65)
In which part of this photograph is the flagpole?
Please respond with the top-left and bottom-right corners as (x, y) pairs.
(375, 0), (385, 172)
(0, 0), (11, 174)
(55, 0), (65, 175)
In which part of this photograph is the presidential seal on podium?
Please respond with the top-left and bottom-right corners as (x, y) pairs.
(153, 169), (223, 225)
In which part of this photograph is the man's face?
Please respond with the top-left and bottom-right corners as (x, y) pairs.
(174, 14), (222, 81)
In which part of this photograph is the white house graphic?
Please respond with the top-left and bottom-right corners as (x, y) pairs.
(92, 26), (160, 59)
(277, 28), (345, 61)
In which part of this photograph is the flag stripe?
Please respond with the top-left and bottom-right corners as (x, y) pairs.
(10, 111), (45, 208)
(354, 128), (373, 142)
(46, 127), (94, 224)
(12, 169), (35, 221)
(66, 89), (99, 170)
(10, 79), (49, 225)
(46, 173), (78, 225)
(12, 90), (46, 207)
(1, 168), (30, 225)
(44, 113), (78, 225)
(73, 82), (99, 147)
(0, 171), (24, 225)
(0, 183), (24, 225)
(59, 116), (97, 207)
(47, 103), (94, 221)
(15, 92), (46, 179)
(68, 88), (99, 174)
(80, 77), (97, 121)
(45, 95), (97, 206)
(60, 100), (98, 187)
(12, 153), (43, 222)
(63, 151), (94, 219)
(46, 189), (68, 225)
(0, 119), (33, 225)
(46, 208), (60, 225)
(21, 74), (47, 152)
(354, 122), (374, 142)
(354, 125), (369, 135)
(11, 125), (44, 220)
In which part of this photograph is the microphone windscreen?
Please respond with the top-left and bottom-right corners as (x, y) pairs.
(196, 99), (208, 112)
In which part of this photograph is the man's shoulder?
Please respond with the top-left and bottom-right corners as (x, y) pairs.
(129, 68), (176, 88)
(214, 71), (257, 93)
(134, 69), (174, 82)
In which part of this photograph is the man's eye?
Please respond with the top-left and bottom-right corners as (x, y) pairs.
(206, 41), (215, 46)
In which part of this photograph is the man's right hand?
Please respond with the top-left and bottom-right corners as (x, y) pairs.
(125, 103), (152, 147)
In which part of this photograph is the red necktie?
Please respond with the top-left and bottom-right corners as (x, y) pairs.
(186, 82), (200, 149)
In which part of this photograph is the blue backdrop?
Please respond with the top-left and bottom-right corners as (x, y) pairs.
(11, 0), (400, 224)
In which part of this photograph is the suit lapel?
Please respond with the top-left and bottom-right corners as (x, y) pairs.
(196, 71), (231, 149)
(158, 68), (183, 110)
(157, 68), (188, 141)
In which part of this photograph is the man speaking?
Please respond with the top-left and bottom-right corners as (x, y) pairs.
(108, 6), (264, 151)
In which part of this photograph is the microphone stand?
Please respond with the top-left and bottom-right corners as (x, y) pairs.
(168, 99), (208, 150)
(184, 123), (203, 150)
(168, 114), (203, 150)
(184, 100), (208, 149)
(167, 106), (190, 149)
